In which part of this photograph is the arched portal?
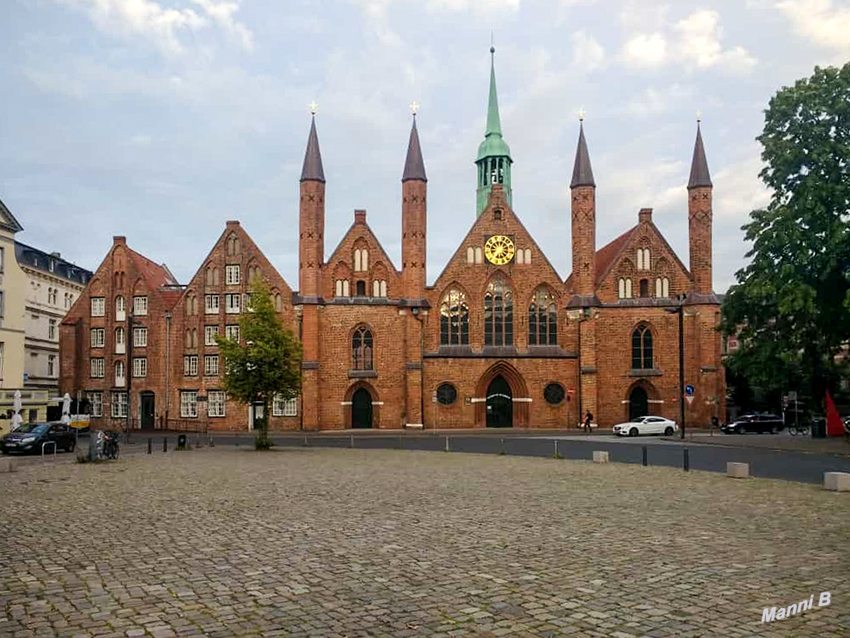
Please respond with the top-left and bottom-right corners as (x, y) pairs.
(351, 388), (373, 429)
(486, 376), (513, 428)
(474, 362), (529, 428)
(628, 386), (649, 421)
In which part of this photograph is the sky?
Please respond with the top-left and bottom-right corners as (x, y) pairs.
(1, 0), (849, 293)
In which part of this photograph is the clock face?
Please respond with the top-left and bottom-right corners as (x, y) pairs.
(484, 235), (516, 265)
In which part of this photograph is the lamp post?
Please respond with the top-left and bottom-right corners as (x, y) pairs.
(666, 295), (686, 440)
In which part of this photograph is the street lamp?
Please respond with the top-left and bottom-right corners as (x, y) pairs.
(665, 295), (686, 440)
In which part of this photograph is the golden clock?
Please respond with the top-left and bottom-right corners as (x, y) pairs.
(484, 235), (516, 265)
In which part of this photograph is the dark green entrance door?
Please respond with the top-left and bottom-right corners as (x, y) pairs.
(486, 376), (512, 428)
(629, 387), (648, 421)
(351, 389), (373, 429)
(140, 392), (155, 429)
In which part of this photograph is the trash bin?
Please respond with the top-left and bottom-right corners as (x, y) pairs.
(177, 434), (187, 449)
(811, 419), (827, 439)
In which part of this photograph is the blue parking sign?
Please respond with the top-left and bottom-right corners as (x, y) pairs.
(685, 384), (695, 396)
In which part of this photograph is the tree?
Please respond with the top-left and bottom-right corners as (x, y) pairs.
(721, 63), (850, 408)
(216, 279), (302, 447)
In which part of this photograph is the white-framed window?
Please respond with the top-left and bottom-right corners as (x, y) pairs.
(132, 357), (147, 378)
(225, 324), (240, 342)
(115, 360), (125, 386)
(90, 358), (105, 378)
(354, 248), (369, 271)
(335, 280), (351, 297)
(115, 327), (126, 354)
(205, 295), (220, 314)
(226, 293), (241, 314)
(133, 327), (148, 347)
(466, 247), (474, 264)
(111, 392), (128, 418)
(115, 296), (126, 321)
(225, 265), (241, 285)
(273, 395), (297, 417)
(133, 296), (148, 316)
(91, 328), (105, 349)
(618, 278), (633, 300)
(637, 248), (651, 271)
(47, 355), (55, 377)
(655, 277), (670, 298)
(204, 355), (219, 377)
(184, 355), (199, 377)
(180, 391), (198, 418)
(49, 319), (57, 340)
(88, 391), (103, 417)
(91, 297), (105, 317)
(204, 325), (219, 346)
(208, 390), (226, 417)
(475, 247), (483, 264)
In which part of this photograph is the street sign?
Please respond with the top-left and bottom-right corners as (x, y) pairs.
(685, 384), (695, 396)
(568, 387), (575, 395)
(686, 395), (695, 406)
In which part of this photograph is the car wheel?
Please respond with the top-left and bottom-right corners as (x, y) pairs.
(664, 426), (674, 436)
(629, 427), (639, 437)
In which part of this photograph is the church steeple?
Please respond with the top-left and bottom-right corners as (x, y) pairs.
(476, 46), (512, 217)
(688, 123), (712, 189)
(300, 115), (325, 183)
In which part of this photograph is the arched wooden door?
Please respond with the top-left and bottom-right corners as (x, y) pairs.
(629, 387), (649, 421)
(351, 388), (373, 429)
(486, 376), (513, 428)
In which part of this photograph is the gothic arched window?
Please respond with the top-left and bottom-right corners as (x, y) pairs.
(632, 324), (653, 370)
(484, 278), (513, 347)
(440, 289), (469, 346)
(352, 326), (374, 370)
(528, 288), (558, 346)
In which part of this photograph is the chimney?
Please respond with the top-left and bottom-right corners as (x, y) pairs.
(354, 209), (367, 225)
(639, 208), (653, 223)
(226, 220), (240, 228)
(113, 236), (126, 245)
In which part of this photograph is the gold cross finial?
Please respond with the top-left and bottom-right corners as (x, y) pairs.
(410, 101), (420, 116)
(578, 107), (586, 122)
(696, 108), (702, 123)
(309, 101), (318, 115)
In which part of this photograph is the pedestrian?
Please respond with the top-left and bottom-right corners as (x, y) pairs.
(584, 411), (593, 434)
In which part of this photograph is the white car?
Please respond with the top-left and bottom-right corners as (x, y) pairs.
(613, 416), (678, 437)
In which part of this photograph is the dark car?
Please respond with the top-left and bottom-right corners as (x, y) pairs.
(721, 413), (784, 434)
(1, 422), (76, 454)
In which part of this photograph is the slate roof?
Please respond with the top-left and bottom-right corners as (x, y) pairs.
(15, 241), (93, 286)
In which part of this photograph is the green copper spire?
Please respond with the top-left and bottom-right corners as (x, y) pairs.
(476, 45), (512, 217)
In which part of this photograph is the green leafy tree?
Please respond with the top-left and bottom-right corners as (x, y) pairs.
(722, 63), (850, 408)
(216, 279), (302, 447)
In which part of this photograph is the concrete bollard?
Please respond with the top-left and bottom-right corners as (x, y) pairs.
(0, 458), (16, 473)
(727, 462), (749, 478)
(824, 472), (850, 492)
(593, 451), (609, 464)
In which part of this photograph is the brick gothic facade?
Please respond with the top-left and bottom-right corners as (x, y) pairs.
(60, 59), (724, 431)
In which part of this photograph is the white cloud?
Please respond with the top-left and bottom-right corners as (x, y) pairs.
(426, 0), (520, 11)
(55, 0), (253, 54)
(776, 0), (850, 61)
(675, 10), (757, 72)
(622, 33), (667, 68)
(571, 30), (605, 71)
(621, 9), (756, 73)
(620, 84), (695, 117)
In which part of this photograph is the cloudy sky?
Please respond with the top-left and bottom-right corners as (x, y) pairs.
(1, 0), (848, 292)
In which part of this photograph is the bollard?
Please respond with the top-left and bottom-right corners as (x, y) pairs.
(642, 445), (648, 467)
(683, 448), (690, 472)
(350, 435), (354, 449)
(500, 438), (506, 455)
(824, 472), (850, 492)
(0, 458), (16, 473)
(400, 435), (404, 449)
(445, 436), (450, 452)
(727, 462), (749, 478)
(147, 438), (152, 455)
(554, 440), (560, 459)
(593, 451), (609, 464)
(303, 435), (308, 447)
(209, 436), (214, 447)
(163, 437), (167, 453)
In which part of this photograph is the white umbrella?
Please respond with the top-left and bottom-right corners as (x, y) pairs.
(10, 389), (22, 431)
(61, 393), (72, 425)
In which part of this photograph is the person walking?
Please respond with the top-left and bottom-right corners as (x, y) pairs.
(584, 411), (593, 434)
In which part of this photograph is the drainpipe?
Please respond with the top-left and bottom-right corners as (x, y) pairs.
(165, 311), (171, 427)
(412, 307), (425, 430)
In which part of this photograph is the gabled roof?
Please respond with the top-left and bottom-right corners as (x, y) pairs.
(324, 217), (400, 275)
(127, 247), (178, 290)
(593, 227), (637, 285)
(0, 196), (24, 234)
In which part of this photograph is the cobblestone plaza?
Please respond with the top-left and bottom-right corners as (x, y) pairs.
(1, 448), (848, 637)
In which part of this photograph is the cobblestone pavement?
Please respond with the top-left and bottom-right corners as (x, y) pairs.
(1, 449), (848, 637)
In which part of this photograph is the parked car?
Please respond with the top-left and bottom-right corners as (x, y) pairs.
(613, 416), (678, 437)
(0, 422), (76, 454)
(721, 413), (784, 434)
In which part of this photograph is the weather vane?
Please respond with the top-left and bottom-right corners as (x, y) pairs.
(410, 101), (420, 116)
(309, 101), (318, 115)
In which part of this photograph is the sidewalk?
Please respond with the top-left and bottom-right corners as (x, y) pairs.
(661, 432), (850, 457)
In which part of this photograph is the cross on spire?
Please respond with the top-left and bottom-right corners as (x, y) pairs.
(578, 107), (586, 122)
(410, 101), (420, 116)
(308, 101), (318, 115)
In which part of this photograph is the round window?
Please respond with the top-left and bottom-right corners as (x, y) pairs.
(436, 383), (458, 406)
(543, 383), (565, 405)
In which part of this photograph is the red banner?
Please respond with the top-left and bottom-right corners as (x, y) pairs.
(825, 390), (844, 437)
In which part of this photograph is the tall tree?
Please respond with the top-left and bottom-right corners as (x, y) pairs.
(722, 63), (850, 408)
(216, 279), (302, 447)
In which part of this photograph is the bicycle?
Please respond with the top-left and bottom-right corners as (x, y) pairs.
(789, 422), (810, 436)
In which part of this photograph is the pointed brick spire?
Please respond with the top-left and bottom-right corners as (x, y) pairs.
(570, 123), (595, 188)
(300, 115), (325, 183)
(402, 117), (427, 182)
(688, 123), (712, 189)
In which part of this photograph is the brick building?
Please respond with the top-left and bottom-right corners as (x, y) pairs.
(60, 50), (724, 431)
